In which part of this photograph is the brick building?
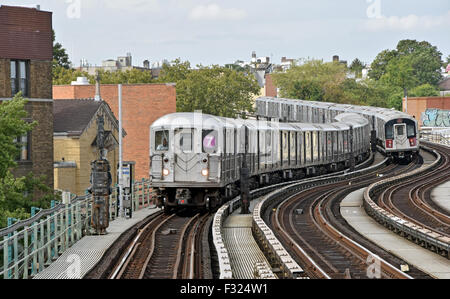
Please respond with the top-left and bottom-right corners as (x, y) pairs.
(404, 97), (450, 127)
(0, 5), (54, 191)
(54, 100), (123, 195)
(53, 83), (176, 179)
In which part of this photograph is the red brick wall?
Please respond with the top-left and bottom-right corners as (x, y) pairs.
(0, 6), (52, 61)
(265, 74), (278, 97)
(405, 97), (450, 126)
(53, 84), (177, 179)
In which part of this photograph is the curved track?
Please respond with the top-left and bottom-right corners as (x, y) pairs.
(375, 143), (450, 238)
(110, 212), (210, 279)
(265, 155), (432, 279)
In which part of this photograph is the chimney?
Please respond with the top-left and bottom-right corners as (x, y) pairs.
(94, 71), (101, 101)
(333, 55), (340, 62)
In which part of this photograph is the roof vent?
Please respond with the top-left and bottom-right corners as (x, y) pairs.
(71, 77), (90, 86)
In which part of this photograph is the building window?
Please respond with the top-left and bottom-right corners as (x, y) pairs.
(10, 60), (29, 97)
(15, 134), (30, 161)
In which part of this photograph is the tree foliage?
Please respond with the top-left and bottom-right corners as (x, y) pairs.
(158, 58), (191, 83)
(380, 55), (418, 91)
(0, 94), (54, 228)
(96, 69), (154, 84)
(369, 39), (443, 87)
(0, 93), (36, 177)
(410, 84), (440, 97)
(158, 60), (260, 117)
(52, 30), (71, 69)
(349, 58), (365, 79)
(52, 66), (93, 85)
(273, 60), (347, 103)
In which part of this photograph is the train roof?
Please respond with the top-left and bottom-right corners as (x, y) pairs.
(257, 97), (415, 122)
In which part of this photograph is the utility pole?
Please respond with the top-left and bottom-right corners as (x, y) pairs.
(118, 84), (124, 218)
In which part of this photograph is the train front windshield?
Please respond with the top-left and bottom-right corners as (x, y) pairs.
(155, 130), (170, 151)
(386, 119), (416, 139)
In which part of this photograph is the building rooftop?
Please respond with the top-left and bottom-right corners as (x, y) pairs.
(54, 99), (103, 135)
(439, 77), (450, 91)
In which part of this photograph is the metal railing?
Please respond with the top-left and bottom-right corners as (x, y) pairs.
(0, 179), (152, 279)
(420, 129), (450, 147)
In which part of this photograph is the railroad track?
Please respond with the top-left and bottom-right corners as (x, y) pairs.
(264, 155), (432, 279)
(110, 211), (210, 279)
(374, 143), (450, 238)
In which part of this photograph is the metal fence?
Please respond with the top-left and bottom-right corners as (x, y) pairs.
(420, 129), (450, 147)
(0, 179), (152, 279)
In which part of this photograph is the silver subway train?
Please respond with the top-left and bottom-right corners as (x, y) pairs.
(256, 97), (420, 161)
(150, 112), (370, 212)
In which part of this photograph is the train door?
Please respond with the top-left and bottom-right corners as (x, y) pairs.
(174, 128), (195, 182)
(394, 123), (408, 150)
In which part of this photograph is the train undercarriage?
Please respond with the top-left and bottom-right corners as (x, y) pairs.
(154, 152), (370, 214)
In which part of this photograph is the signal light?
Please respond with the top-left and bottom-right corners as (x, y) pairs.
(163, 169), (170, 176)
(409, 138), (416, 147)
(201, 169), (209, 177)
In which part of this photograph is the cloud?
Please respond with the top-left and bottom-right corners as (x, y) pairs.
(364, 11), (450, 32)
(189, 4), (247, 21)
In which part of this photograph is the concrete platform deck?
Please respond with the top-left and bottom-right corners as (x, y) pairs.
(341, 188), (450, 279)
(34, 207), (161, 279)
(431, 181), (450, 214)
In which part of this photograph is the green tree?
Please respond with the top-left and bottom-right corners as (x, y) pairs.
(0, 93), (36, 177)
(158, 58), (191, 83)
(174, 65), (260, 117)
(52, 66), (93, 85)
(445, 55), (450, 67)
(380, 55), (418, 96)
(368, 49), (397, 81)
(349, 58), (365, 79)
(273, 60), (347, 103)
(410, 84), (440, 97)
(0, 94), (55, 228)
(52, 30), (71, 69)
(97, 69), (153, 84)
(369, 39), (443, 86)
(289, 80), (325, 102)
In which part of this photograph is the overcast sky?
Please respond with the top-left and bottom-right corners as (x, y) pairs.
(3, 0), (450, 67)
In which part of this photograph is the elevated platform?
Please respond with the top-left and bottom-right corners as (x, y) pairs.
(341, 188), (450, 279)
(34, 207), (161, 279)
(431, 181), (450, 214)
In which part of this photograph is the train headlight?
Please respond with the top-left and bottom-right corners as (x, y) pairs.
(163, 169), (170, 176)
(201, 169), (209, 177)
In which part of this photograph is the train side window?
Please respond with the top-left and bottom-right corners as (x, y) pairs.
(155, 130), (169, 151)
(202, 130), (218, 154)
(385, 123), (394, 139)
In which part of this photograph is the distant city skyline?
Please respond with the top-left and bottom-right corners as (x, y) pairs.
(2, 0), (450, 68)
